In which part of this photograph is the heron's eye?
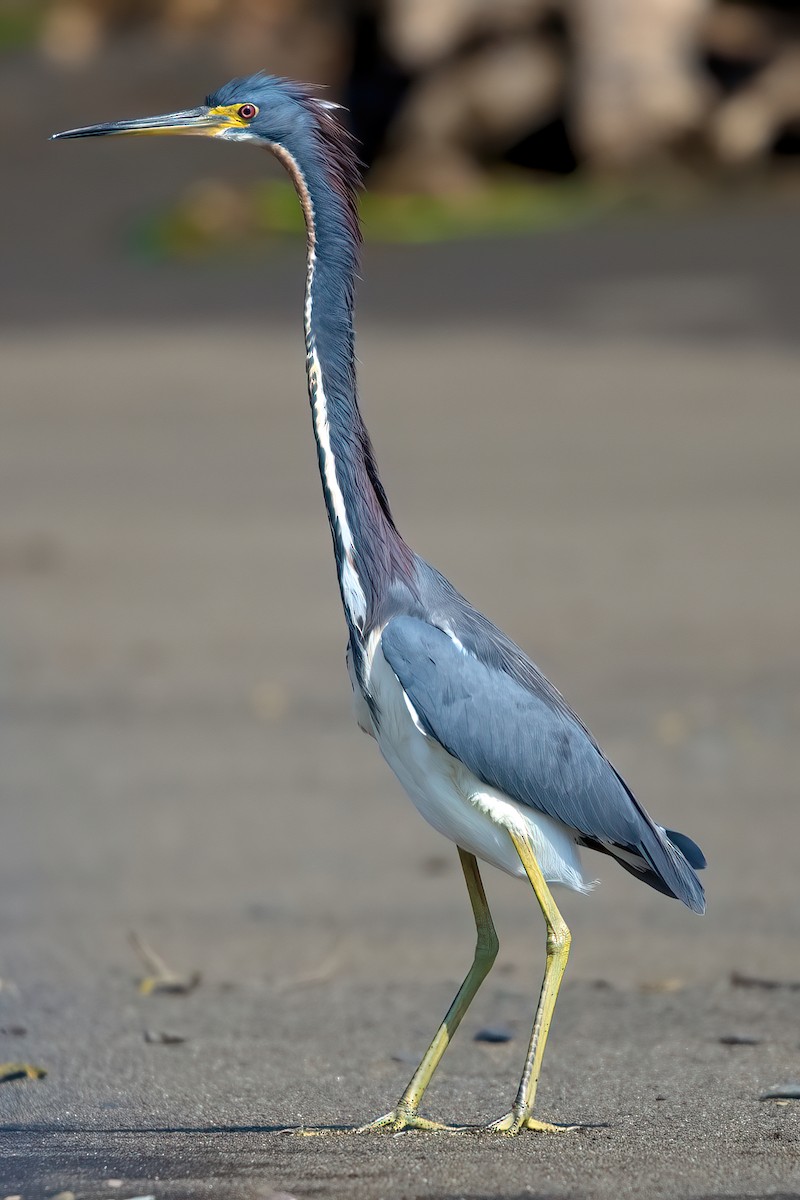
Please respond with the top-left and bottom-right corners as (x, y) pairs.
(238, 104), (258, 121)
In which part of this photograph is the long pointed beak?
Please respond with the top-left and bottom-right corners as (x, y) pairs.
(51, 107), (232, 141)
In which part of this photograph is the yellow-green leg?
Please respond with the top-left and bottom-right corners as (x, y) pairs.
(358, 846), (499, 1133)
(486, 828), (573, 1135)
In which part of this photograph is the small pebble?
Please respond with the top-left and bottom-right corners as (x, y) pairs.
(143, 1029), (186, 1045)
(474, 1026), (514, 1044)
(760, 1083), (800, 1101)
(731, 971), (800, 991)
(639, 978), (684, 994)
(0, 1063), (46, 1082)
(138, 973), (200, 996)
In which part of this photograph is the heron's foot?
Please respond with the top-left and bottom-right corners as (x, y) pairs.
(282, 1109), (462, 1137)
(483, 1109), (576, 1136)
(356, 1107), (463, 1134)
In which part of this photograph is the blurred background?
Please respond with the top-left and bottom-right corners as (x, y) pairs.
(1, 0), (800, 1156)
(18, 0), (800, 180)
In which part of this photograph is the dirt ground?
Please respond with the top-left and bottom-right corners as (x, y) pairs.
(1, 50), (800, 1200)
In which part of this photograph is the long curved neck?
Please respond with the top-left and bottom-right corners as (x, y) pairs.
(273, 138), (412, 642)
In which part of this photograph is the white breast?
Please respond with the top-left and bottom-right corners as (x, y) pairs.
(349, 630), (591, 892)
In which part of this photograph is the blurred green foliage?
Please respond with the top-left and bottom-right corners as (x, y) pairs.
(0, 0), (44, 49)
(134, 176), (625, 259)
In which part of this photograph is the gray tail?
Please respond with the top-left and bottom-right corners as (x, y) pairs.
(600, 762), (707, 913)
(615, 825), (706, 913)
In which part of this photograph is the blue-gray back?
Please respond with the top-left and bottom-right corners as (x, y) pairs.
(379, 560), (705, 913)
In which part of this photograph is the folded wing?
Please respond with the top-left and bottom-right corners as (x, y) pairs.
(381, 615), (705, 913)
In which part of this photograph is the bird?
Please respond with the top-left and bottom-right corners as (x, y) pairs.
(52, 73), (706, 1137)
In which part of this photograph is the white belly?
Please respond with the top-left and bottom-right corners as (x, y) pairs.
(349, 634), (591, 892)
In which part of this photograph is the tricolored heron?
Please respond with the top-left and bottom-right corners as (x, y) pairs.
(52, 74), (706, 1136)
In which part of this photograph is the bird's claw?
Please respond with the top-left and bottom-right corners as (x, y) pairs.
(284, 1109), (578, 1137)
(356, 1108), (464, 1134)
(281, 1109), (464, 1136)
(482, 1110), (577, 1136)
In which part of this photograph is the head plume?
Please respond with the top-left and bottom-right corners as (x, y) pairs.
(206, 73), (362, 250)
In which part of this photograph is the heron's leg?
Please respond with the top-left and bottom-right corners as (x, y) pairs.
(357, 847), (499, 1133)
(485, 829), (573, 1136)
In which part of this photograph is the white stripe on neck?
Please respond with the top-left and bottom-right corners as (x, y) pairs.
(307, 338), (367, 629)
(268, 141), (367, 631)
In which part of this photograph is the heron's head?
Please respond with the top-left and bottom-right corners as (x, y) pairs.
(51, 72), (342, 155)
(52, 73), (362, 255)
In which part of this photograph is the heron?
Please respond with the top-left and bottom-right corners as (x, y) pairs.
(52, 74), (706, 1137)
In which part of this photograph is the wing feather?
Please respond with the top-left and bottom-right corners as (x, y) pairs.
(381, 615), (704, 913)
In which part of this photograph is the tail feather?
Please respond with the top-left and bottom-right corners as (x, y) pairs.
(583, 826), (706, 913)
(665, 827), (707, 870)
(638, 824), (706, 914)
(602, 763), (706, 913)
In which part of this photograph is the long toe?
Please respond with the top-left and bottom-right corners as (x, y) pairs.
(282, 1110), (466, 1136)
(356, 1109), (465, 1134)
(483, 1110), (576, 1136)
